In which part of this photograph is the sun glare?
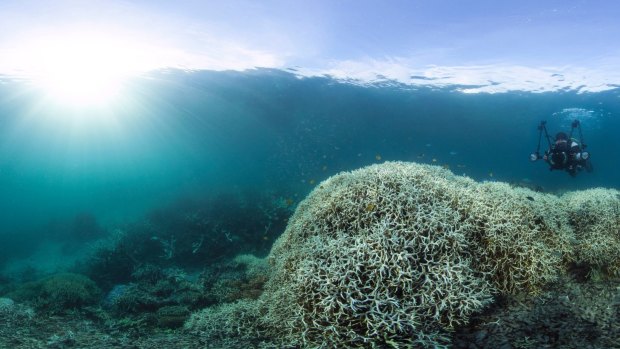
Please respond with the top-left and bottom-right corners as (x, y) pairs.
(24, 34), (150, 107)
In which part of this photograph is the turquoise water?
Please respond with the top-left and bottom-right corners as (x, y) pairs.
(1, 68), (619, 265)
(1, 68), (620, 347)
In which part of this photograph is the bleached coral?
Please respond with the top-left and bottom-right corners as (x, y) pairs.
(187, 161), (620, 347)
(562, 188), (620, 275)
(260, 162), (496, 347)
(459, 182), (574, 294)
(0, 298), (15, 313)
(207, 255), (271, 304)
(232, 254), (271, 280)
(185, 300), (259, 340)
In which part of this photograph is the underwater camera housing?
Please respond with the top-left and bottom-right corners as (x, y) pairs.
(529, 152), (541, 162)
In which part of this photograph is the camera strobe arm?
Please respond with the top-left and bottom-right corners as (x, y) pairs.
(572, 120), (586, 149)
(531, 121), (552, 161)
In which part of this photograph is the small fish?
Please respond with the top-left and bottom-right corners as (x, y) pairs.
(526, 196), (534, 201)
(417, 153), (425, 158)
(489, 172), (494, 177)
(322, 165), (327, 171)
(309, 179), (316, 185)
(442, 164), (450, 169)
(457, 164), (466, 168)
(432, 158), (437, 163)
(366, 203), (376, 212)
(425, 143), (432, 147)
(449, 151), (458, 156)
(375, 154), (382, 161)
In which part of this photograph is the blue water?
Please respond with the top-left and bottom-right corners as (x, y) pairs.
(1, 68), (619, 265)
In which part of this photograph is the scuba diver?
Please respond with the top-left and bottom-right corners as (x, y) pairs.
(530, 120), (593, 177)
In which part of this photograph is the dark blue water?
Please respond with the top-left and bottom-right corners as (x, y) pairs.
(1, 68), (619, 266)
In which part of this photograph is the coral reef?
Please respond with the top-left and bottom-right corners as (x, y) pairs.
(187, 163), (488, 346)
(0, 300), (202, 349)
(106, 266), (207, 319)
(453, 274), (620, 348)
(156, 305), (191, 328)
(187, 161), (619, 347)
(79, 190), (294, 290)
(4, 273), (101, 314)
(460, 182), (574, 294)
(207, 254), (271, 303)
(185, 300), (270, 345)
(257, 162), (498, 347)
(0, 297), (15, 313)
(562, 188), (620, 275)
(3, 162), (619, 348)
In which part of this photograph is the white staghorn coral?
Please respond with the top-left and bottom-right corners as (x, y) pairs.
(260, 162), (496, 347)
(459, 181), (574, 294)
(562, 188), (620, 275)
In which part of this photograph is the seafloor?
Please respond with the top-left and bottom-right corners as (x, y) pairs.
(1, 273), (619, 349)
